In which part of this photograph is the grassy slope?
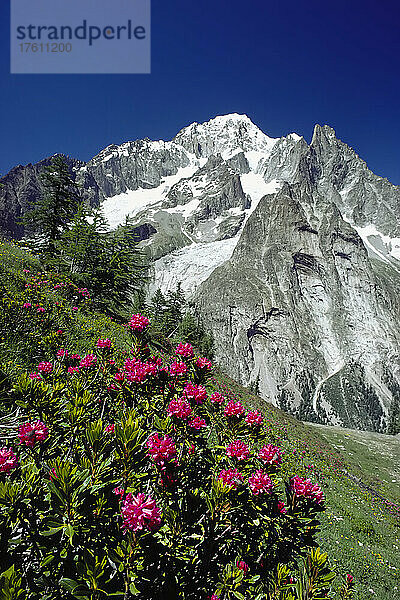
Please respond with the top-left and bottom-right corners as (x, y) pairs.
(215, 376), (400, 600)
(1, 239), (399, 599)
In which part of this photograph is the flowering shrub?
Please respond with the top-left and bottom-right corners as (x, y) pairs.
(0, 447), (18, 472)
(128, 313), (149, 331)
(224, 399), (245, 418)
(290, 475), (324, 505)
(18, 420), (49, 447)
(248, 469), (273, 495)
(258, 443), (283, 467)
(121, 492), (162, 532)
(175, 342), (194, 358)
(226, 439), (251, 461)
(0, 300), (353, 599)
(218, 468), (243, 489)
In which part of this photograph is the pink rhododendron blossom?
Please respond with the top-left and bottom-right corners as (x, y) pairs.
(258, 444), (283, 467)
(56, 348), (68, 359)
(29, 372), (42, 381)
(167, 398), (192, 419)
(124, 359), (154, 383)
(105, 424), (115, 433)
(175, 342), (194, 358)
(128, 313), (149, 332)
(226, 440), (251, 461)
(277, 500), (287, 514)
(291, 476), (324, 504)
(183, 382), (207, 404)
(237, 561), (249, 574)
(96, 338), (112, 349)
(38, 361), (53, 374)
(70, 354), (81, 361)
(23, 302), (32, 308)
(245, 410), (264, 427)
(169, 361), (188, 376)
(210, 392), (225, 405)
(18, 420), (49, 448)
(188, 416), (207, 430)
(67, 366), (80, 375)
(37, 307), (45, 313)
(121, 492), (162, 532)
(0, 447), (18, 473)
(72, 306), (78, 312)
(210, 595), (220, 600)
(113, 487), (125, 498)
(224, 400), (245, 418)
(195, 356), (212, 370)
(346, 574), (354, 584)
(80, 354), (97, 369)
(147, 433), (177, 465)
(218, 468), (243, 489)
(248, 470), (273, 495)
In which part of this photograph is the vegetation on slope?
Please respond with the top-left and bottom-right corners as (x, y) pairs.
(0, 240), (358, 600)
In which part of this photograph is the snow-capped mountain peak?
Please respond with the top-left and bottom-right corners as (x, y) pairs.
(173, 112), (278, 160)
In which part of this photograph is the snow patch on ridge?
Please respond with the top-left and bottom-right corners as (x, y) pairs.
(149, 236), (239, 298)
(102, 165), (199, 229)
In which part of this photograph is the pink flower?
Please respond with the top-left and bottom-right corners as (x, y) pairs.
(147, 433), (177, 466)
(210, 392), (225, 405)
(49, 467), (58, 481)
(218, 468), (243, 489)
(258, 444), (283, 467)
(37, 307), (45, 313)
(67, 366), (80, 375)
(169, 361), (188, 377)
(195, 356), (212, 370)
(290, 476), (324, 504)
(248, 470), (273, 495)
(56, 348), (68, 359)
(0, 447), (18, 473)
(105, 424), (115, 433)
(22, 302), (32, 308)
(80, 354), (97, 369)
(210, 595), (220, 600)
(237, 560), (249, 574)
(18, 420), (49, 448)
(188, 416), (207, 430)
(72, 306), (78, 312)
(245, 410), (263, 427)
(96, 338), (112, 349)
(113, 487), (125, 498)
(29, 372), (42, 381)
(70, 353), (81, 361)
(183, 382), (207, 405)
(37, 361), (53, 374)
(175, 342), (194, 358)
(224, 400), (245, 418)
(128, 313), (149, 332)
(346, 574), (354, 584)
(277, 500), (287, 514)
(226, 440), (251, 461)
(121, 492), (162, 532)
(167, 398), (192, 420)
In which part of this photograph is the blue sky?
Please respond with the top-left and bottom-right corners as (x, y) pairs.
(1, 0), (399, 184)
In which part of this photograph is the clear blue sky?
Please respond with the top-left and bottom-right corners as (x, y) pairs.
(1, 0), (399, 184)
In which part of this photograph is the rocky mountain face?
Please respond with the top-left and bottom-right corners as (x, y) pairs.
(1, 113), (400, 431)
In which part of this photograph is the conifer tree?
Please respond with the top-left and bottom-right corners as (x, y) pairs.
(22, 156), (80, 262)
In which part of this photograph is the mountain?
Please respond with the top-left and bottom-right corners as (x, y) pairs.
(1, 113), (400, 431)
